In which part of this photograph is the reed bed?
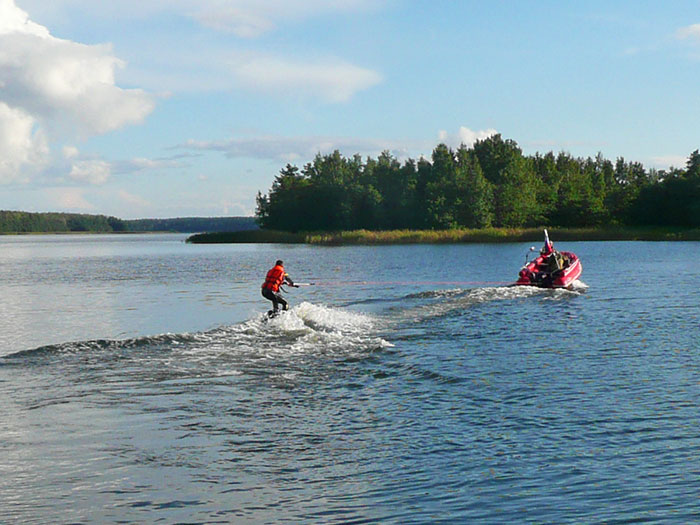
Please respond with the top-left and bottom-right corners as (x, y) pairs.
(306, 227), (700, 245)
(188, 227), (700, 244)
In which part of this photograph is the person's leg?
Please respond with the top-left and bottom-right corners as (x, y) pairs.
(262, 288), (279, 311)
(275, 292), (288, 311)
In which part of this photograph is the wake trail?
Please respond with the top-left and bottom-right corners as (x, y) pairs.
(387, 283), (587, 324)
(1, 302), (392, 365)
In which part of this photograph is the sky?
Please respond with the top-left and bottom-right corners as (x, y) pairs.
(1, 0), (700, 219)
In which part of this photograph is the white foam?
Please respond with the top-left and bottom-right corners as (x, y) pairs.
(265, 302), (392, 353)
(292, 301), (377, 332)
(207, 302), (395, 357)
(569, 280), (589, 291)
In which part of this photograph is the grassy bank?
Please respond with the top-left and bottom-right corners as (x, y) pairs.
(186, 227), (700, 245)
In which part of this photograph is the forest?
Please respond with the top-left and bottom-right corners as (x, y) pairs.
(255, 134), (700, 232)
(0, 212), (257, 233)
(0, 211), (126, 233)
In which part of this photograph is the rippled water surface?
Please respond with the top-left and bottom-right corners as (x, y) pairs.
(2, 234), (700, 523)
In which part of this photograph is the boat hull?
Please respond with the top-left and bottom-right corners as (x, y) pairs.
(514, 251), (582, 289)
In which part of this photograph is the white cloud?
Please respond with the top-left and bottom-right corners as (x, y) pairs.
(0, 32), (154, 134)
(62, 145), (79, 159)
(459, 126), (498, 146)
(1, 0), (49, 36)
(69, 159), (111, 185)
(228, 51), (382, 102)
(676, 24), (700, 42)
(0, 0), (154, 183)
(437, 126), (498, 148)
(62, 153), (186, 185)
(0, 101), (49, 183)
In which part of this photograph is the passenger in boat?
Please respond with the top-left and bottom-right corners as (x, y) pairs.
(261, 260), (297, 313)
(545, 251), (564, 273)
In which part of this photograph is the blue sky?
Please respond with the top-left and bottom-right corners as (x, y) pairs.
(2, 0), (700, 218)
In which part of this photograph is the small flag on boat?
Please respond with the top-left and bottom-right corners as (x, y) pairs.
(542, 229), (553, 254)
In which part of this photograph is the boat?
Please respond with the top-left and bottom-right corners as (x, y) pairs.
(514, 229), (582, 289)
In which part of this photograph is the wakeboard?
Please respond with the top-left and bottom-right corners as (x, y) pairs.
(265, 309), (288, 320)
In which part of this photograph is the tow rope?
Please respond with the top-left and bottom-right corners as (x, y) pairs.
(291, 280), (513, 287)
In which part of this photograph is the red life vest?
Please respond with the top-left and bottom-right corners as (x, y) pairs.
(262, 265), (285, 292)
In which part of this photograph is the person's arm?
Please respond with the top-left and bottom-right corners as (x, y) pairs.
(284, 274), (298, 287)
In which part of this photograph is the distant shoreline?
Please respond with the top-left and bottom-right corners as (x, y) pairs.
(0, 211), (257, 235)
(186, 227), (700, 245)
(0, 231), (172, 236)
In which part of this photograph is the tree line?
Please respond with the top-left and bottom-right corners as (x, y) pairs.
(0, 211), (126, 233)
(255, 134), (700, 231)
(125, 217), (257, 233)
(0, 211), (257, 233)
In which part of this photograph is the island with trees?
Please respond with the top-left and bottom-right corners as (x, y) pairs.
(189, 134), (700, 244)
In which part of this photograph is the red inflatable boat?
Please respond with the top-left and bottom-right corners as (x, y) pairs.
(515, 229), (582, 289)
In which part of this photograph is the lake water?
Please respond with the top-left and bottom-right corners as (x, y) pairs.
(1, 233), (700, 523)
